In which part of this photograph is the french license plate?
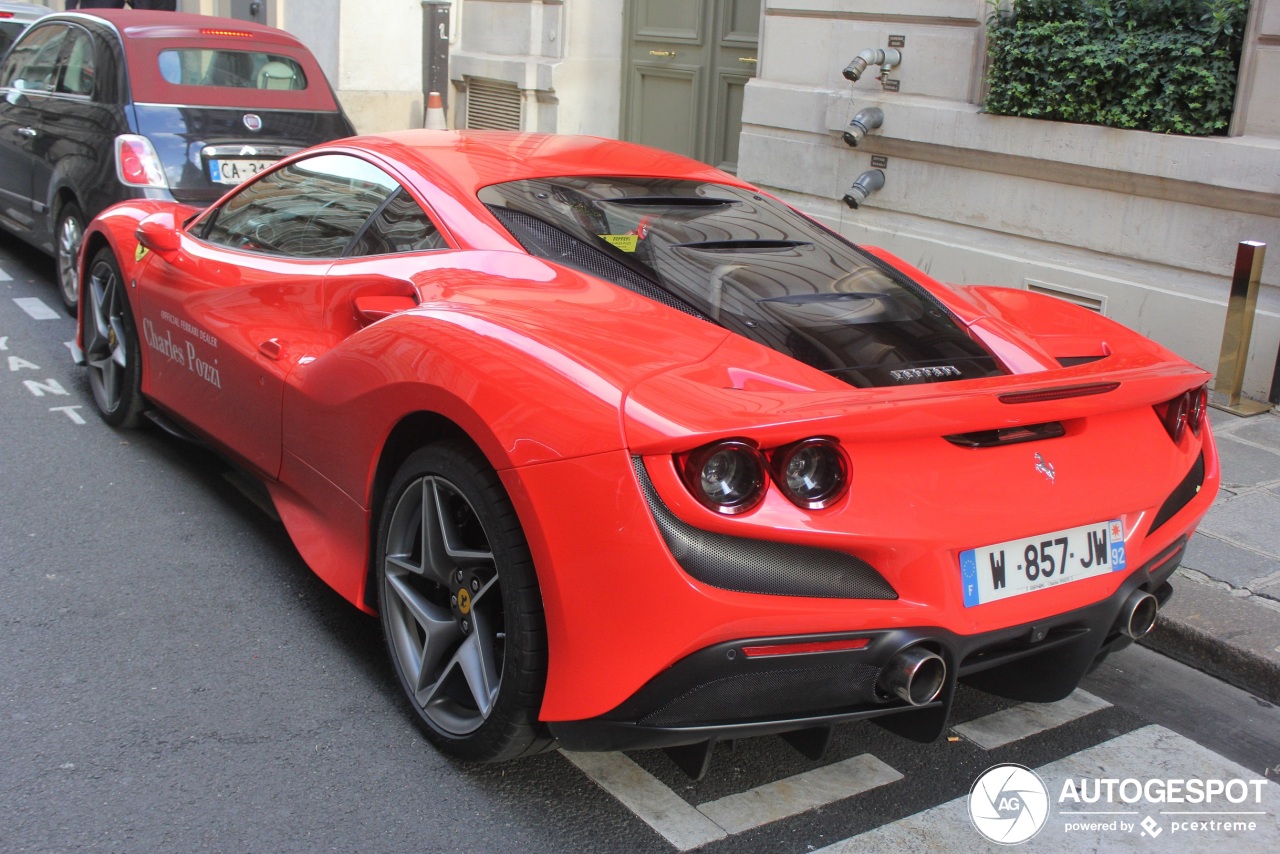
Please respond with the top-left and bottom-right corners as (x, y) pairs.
(959, 519), (1126, 607)
(208, 158), (275, 185)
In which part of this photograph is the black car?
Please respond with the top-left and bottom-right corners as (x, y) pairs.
(0, 8), (355, 312)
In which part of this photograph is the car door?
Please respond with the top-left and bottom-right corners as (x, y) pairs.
(0, 22), (69, 233)
(137, 153), (400, 478)
(26, 22), (113, 246)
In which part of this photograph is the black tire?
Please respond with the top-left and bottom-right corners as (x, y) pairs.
(82, 247), (145, 428)
(55, 201), (86, 314)
(375, 441), (552, 762)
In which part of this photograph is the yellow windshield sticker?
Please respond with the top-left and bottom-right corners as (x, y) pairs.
(599, 234), (638, 253)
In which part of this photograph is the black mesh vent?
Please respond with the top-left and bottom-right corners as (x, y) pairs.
(486, 205), (706, 319)
(640, 662), (881, 727)
(632, 457), (897, 600)
(1150, 452), (1206, 534)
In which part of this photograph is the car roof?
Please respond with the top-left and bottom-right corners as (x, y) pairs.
(48, 9), (340, 111)
(348, 130), (754, 200)
(68, 9), (308, 49)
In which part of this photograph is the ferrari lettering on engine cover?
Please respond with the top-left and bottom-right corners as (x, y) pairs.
(890, 365), (961, 381)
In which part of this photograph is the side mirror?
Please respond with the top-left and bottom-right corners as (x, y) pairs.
(136, 213), (181, 256)
(5, 79), (28, 106)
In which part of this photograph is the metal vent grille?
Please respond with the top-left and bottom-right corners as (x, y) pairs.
(465, 77), (522, 130)
(1026, 280), (1105, 313)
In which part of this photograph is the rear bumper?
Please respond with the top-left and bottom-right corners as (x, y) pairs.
(550, 537), (1184, 752)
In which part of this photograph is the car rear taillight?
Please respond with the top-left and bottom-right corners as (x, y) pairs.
(115, 135), (168, 189)
(677, 436), (852, 513)
(770, 437), (850, 510)
(1159, 385), (1209, 444)
(679, 440), (767, 515)
(200, 28), (254, 38)
(1187, 385), (1208, 436)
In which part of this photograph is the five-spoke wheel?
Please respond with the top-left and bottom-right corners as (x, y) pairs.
(377, 442), (549, 762)
(83, 247), (144, 427)
(56, 202), (86, 314)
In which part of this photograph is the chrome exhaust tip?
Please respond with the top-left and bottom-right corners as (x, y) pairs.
(878, 647), (947, 706)
(1120, 590), (1160, 639)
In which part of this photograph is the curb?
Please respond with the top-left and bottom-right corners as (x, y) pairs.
(1138, 575), (1280, 707)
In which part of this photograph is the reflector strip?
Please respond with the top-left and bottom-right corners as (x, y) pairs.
(741, 638), (870, 657)
(998, 382), (1119, 404)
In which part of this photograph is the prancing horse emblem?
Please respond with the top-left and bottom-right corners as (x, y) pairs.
(1034, 452), (1056, 484)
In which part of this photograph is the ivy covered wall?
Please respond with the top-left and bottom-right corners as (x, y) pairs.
(984, 0), (1251, 134)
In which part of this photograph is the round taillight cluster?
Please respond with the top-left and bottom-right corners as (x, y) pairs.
(682, 441), (766, 514)
(678, 437), (850, 514)
(1161, 385), (1208, 444)
(771, 438), (850, 510)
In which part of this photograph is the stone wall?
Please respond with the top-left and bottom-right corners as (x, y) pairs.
(740, 0), (1280, 399)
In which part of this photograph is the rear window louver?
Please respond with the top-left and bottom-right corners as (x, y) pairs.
(485, 205), (705, 320)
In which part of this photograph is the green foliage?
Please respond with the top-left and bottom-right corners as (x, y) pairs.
(984, 0), (1250, 134)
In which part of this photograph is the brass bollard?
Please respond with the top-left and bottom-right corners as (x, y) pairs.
(1210, 241), (1272, 416)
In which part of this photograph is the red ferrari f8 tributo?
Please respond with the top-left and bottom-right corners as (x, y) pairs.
(74, 130), (1218, 775)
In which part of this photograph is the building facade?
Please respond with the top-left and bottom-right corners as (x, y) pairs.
(39, 0), (1280, 399)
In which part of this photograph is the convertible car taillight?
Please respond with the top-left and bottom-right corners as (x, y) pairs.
(770, 437), (850, 510)
(1159, 385), (1209, 444)
(115, 135), (168, 189)
(680, 440), (767, 515)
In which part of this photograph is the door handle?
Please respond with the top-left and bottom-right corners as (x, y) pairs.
(739, 57), (758, 65)
(649, 50), (676, 58)
(258, 338), (282, 360)
(17, 127), (37, 138)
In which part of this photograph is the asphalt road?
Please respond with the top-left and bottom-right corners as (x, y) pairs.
(2, 233), (1277, 853)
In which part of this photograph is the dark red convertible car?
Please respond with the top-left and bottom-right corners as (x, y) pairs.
(0, 9), (353, 313)
(74, 130), (1218, 776)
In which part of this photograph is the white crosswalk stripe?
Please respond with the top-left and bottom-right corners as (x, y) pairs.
(952, 689), (1112, 750)
(565, 684), (1280, 852)
(565, 749), (904, 851)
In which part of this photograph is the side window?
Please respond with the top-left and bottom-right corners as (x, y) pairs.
(0, 24), (70, 95)
(56, 29), (97, 97)
(198, 154), (398, 259)
(347, 189), (446, 257)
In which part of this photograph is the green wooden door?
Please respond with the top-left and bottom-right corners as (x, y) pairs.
(623, 0), (759, 172)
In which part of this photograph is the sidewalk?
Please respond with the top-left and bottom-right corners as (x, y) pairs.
(1138, 405), (1280, 705)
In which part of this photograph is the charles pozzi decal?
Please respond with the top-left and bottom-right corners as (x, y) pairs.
(142, 310), (221, 389)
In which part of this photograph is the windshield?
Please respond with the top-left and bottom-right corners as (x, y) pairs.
(478, 177), (1002, 388)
